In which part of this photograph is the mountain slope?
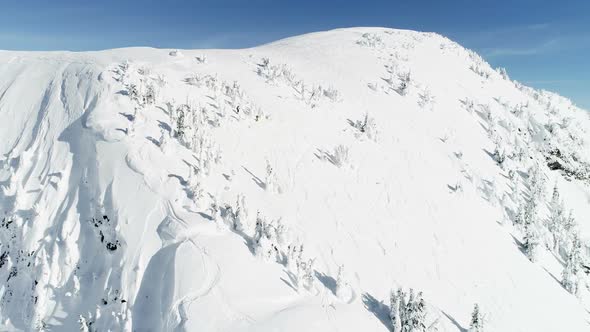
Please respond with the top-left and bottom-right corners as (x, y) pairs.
(0, 27), (589, 331)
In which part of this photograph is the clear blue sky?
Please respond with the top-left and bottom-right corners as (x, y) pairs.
(1, 0), (588, 109)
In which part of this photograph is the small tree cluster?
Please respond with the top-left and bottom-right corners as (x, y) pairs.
(470, 64), (491, 79)
(256, 58), (297, 84)
(253, 213), (288, 262)
(256, 58), (340, 108)
(249, 214), (316, 291)
(389, 288), (427, 332)
(221, 194), (250, 233)
(127, 80), (157, 108)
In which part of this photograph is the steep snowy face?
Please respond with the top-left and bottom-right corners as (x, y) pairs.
(1, 28), (590, 331)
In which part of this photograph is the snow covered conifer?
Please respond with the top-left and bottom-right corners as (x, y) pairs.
(297, 258), (315, 291)
(174, 107), (186, 141)
(469, 304), (484, 332)
(390, 289), (402, 332)
(562, 232), (582, 295)
(397, 72), (411, 96)
(547, 183), (565, 252)
(335, 265), (347, 300)
(158, 128), (169, 152)
(233, 194), (248, 232)
(414, 292), (427, 332)
(523, 220), (540, 262)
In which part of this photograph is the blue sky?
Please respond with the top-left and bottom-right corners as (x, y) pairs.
(1, 0), (588, 109)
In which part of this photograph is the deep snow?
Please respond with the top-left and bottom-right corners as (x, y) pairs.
(0, 27), (589, 331)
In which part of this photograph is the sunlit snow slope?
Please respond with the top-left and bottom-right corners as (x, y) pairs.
(1, 28), (590, 331)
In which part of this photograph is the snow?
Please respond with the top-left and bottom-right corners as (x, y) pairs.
(0, 27), (589, 331)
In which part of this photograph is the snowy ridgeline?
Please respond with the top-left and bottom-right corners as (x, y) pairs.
(0, 27), (589, 331)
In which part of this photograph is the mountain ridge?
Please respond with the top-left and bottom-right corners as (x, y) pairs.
(0, 27), (589, 331)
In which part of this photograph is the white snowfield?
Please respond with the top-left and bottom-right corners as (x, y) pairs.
(0, 27), (589, 331)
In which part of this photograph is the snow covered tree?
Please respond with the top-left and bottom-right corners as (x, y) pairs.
(390, 289), (402, 332)
(562, 232), (583, 295)
(332, 145), (350, 168)
(174, 107), (186, 141)
(335, 265), (348, 300)
(233, 194), (249, 232)
(297, 258), (315, 291)
(391, 287), (428, 332)
(469, 304), (484, 332)
(547, 183), (566, 252)
(523, 216), (540, 262)
(264, 160), (281, 193)
(353, 113), (377, 141)
(144, 83), (156, 105)
(397, 72), (411, 96)
(185, 166), (203, 203)
(158, 128), (169, 153)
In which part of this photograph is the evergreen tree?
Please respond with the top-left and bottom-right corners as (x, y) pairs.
(175, 108), (186, 140)
(562, 232), (582, 295)
(547, 183), (565, 252)
(335, 265), (347, 300)
(523, 219), (540, 262)
(390, 289), (402, 332)
(469, 304), (484, 332)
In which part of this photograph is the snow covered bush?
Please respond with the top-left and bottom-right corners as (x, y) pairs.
(322, 86), (340, 102)
(256, 58), (296, 84)
(195, 55), (207, 64)
(351, 113), (378, 141)
(418, 88), (435, 110)
(460, 98), (476, 114)
(356, 33), (383, 48)
(331, 145), (350, 168)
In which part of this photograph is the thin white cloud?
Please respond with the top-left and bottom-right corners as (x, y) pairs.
(484, 39), (559, 57)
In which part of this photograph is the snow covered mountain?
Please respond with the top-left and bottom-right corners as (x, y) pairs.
(1, 27), (589, 331)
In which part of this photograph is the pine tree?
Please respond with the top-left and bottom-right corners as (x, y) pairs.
(335, 265), (347, 300)
(523, 218), (540, 262)
(175, 108), (186, 140)
(397, 288), (407, 328)
(234, 194), (248, 232)
(414, 292), (427, 332)
(390, 289), (402, 332)
(562, 232), (582, 295)
(547, 183), (565, 252)
(469, 304), (484, 332)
